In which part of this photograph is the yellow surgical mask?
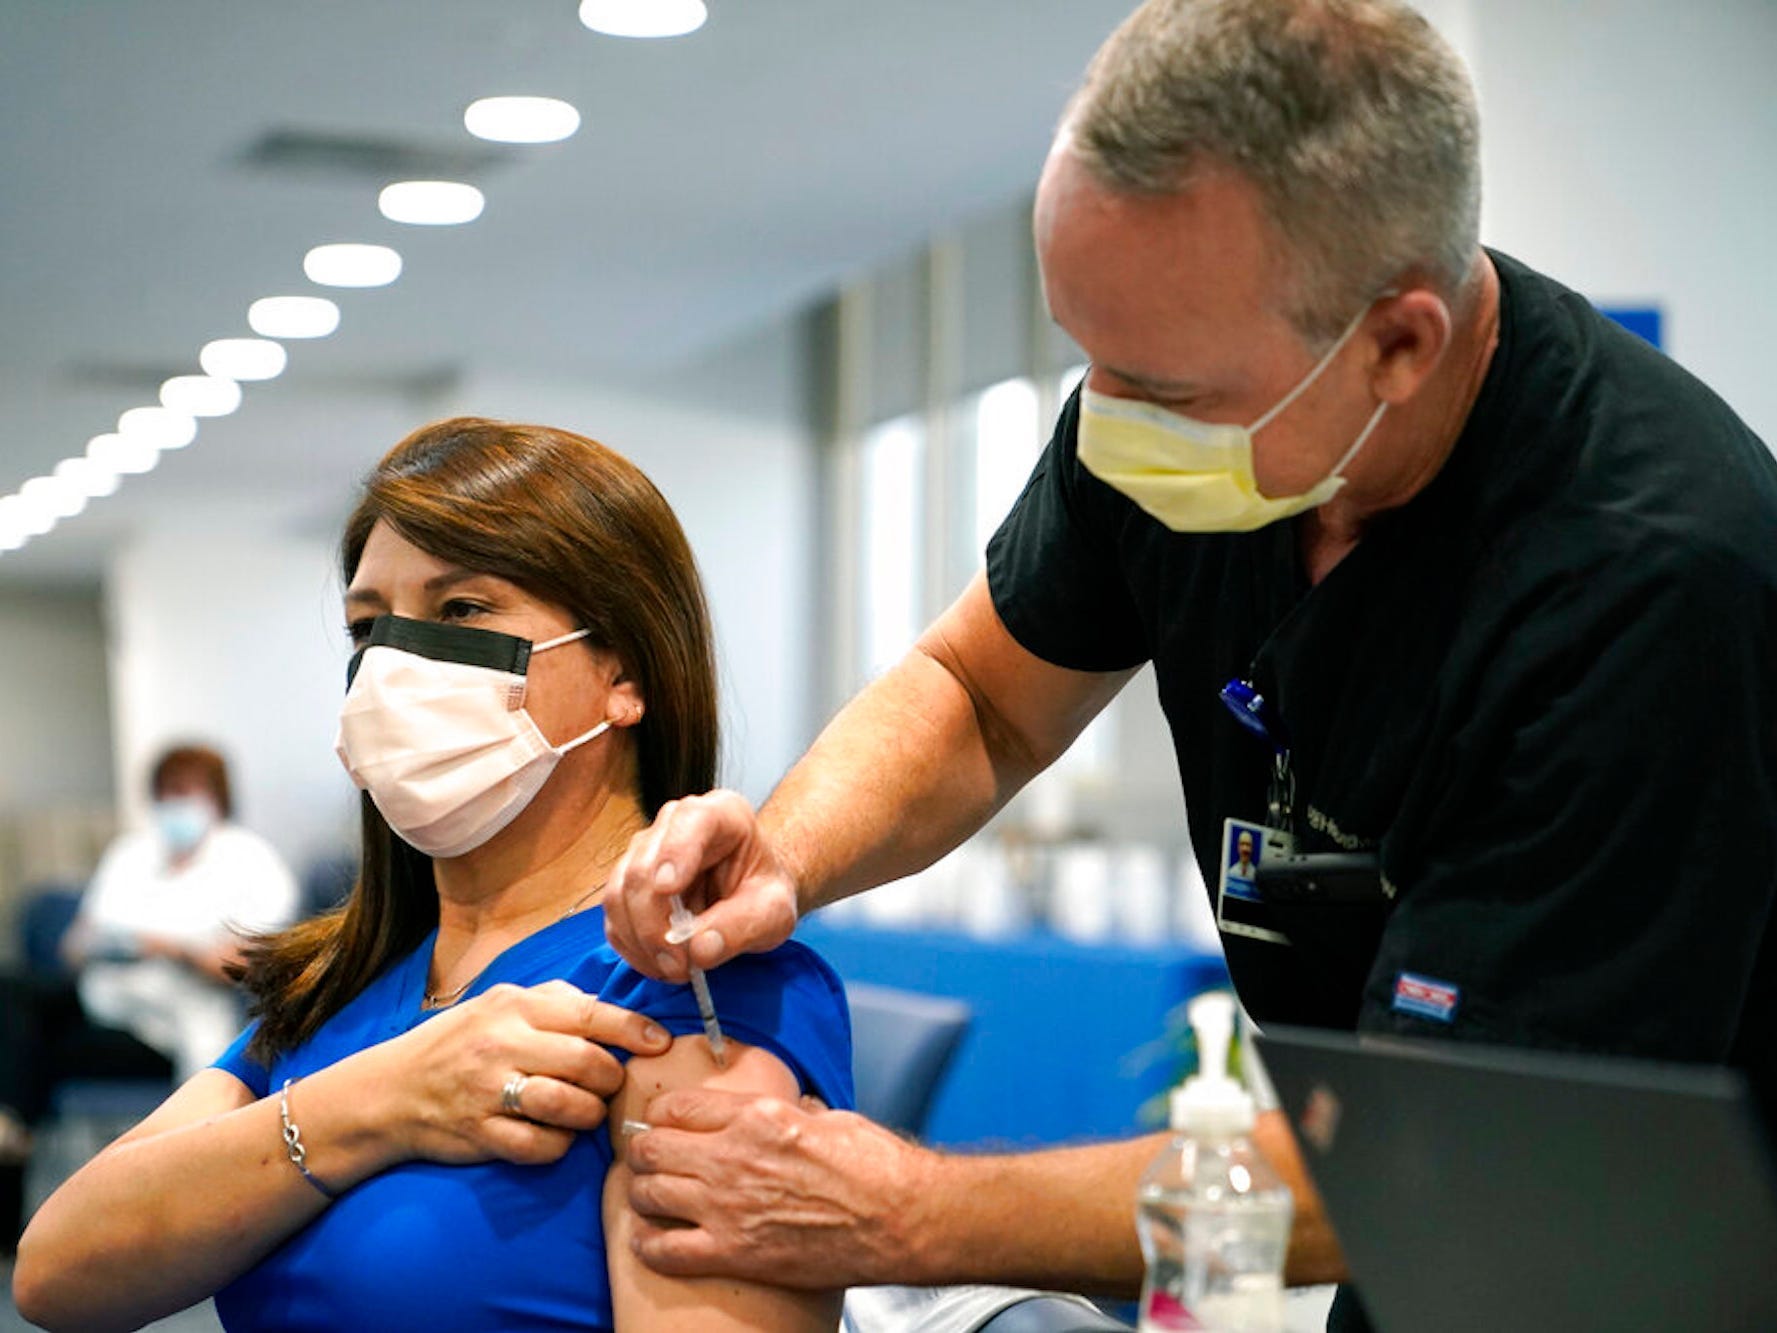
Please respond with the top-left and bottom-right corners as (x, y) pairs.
(1077, 301), (1389, 533)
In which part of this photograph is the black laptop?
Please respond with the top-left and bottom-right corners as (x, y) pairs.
(1254, 1025), (1777, 1333)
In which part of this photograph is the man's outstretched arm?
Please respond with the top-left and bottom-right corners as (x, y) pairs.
(605, 571), (1131, 979)
(624, 1092), (1346, 1292)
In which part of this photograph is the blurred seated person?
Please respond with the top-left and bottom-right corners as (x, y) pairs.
(1, 744), (296, 1255)
(14, 418), (852, 1332)
(64, 743), (300, 1081)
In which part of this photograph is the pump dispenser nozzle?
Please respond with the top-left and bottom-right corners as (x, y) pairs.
(1171, 990), (1255, 1136)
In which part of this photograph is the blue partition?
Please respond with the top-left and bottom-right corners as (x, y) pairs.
(1597, 304), (1663, 350)
(796, 918), (1227, 1148)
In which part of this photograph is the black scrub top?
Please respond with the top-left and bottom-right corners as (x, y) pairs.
(988, 250), (1777, 1103)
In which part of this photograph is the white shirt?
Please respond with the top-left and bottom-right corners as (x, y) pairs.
(77, 823), (299, 1080)
(842, 1285), (1105, 1333)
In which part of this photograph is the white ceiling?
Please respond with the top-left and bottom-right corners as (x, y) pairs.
(0, 0), (1135, 584)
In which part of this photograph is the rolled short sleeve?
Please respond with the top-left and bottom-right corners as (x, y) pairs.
(986, 387), (1149, 673)
(597, 942), (855, 1111)
(1360, 532), (1777, 1078)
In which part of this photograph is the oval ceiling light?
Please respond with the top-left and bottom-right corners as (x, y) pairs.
(4, 492), (55, 538)
(464, 96), (581, 144)
(378, 180), (485, 226)
(200, 338), (287, 382)
(54, 455), (120, 499)
(118, 406), (198, 451)
(304, 242), (402, 288)
(20, 474), (86, 520)
(0, 495), (37, 545)
(579, 0), (707, 38)
(248, 295), (340, 340)
(161, 373), (244, 416)
(88, 432), (159, 476)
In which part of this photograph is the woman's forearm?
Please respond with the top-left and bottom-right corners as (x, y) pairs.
(14, 1059), (402, 1331)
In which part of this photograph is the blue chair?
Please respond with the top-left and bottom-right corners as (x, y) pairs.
(845, 981), (971, 1138)
(838, 987), (1134, 1332)
(11, 883), (175, 1190)
(20, 884), (85, 980)
(299, 852), (357, 918)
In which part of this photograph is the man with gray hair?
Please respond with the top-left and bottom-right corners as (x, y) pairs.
(605, 1), (1777, 1327)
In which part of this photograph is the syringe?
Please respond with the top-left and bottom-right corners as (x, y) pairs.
(665, 895), (727, 1067)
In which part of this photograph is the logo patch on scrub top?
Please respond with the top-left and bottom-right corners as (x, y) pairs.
(1392, 972), (1460, 1023)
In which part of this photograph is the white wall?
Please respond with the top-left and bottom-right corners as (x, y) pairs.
(1455, 0), (1776, 441)
(0, 586), (114, 810)
(0, 587), (116, 942)
(106, 522), (356, 871)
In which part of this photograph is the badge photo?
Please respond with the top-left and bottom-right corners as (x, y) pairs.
(1217, 816), (1292, 945)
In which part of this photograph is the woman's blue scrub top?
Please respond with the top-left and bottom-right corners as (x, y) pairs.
(209, 906), (853, 1331)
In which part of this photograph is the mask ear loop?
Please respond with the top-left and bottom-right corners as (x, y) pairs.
(533, 628), (591, 653)
(532, 628), (611, 754)
(1248, 290), (1400, 436)
(1326, 400), (1389, 481)
(553, 718), (612, 757)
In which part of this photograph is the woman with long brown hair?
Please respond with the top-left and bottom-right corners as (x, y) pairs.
(14, 418), (853, 1332)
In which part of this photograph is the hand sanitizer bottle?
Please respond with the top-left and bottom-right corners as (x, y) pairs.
(1136, 992), (1293, 1332)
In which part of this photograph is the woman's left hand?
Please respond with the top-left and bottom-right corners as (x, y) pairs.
(362, 978), (674, 1171)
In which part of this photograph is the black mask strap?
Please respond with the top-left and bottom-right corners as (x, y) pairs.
(346, 614), (533, 688)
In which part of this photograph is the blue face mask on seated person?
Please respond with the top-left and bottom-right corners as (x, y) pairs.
(153, 796), (215, 855)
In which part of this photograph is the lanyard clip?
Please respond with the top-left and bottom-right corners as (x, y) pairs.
(1221, 678), (1296, 830)
(1219, 678), (1288, 752)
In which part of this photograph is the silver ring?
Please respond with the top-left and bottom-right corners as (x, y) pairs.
(501, 1073), (529, 1117)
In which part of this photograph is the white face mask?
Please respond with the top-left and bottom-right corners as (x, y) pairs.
(334, 615), (612, 859)
(1076, 299), (1389, 533)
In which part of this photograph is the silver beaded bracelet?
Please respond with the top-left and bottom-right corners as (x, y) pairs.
(279, 1077), (338, 1200)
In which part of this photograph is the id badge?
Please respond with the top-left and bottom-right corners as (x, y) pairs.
(1218, 817), (1292, 945)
